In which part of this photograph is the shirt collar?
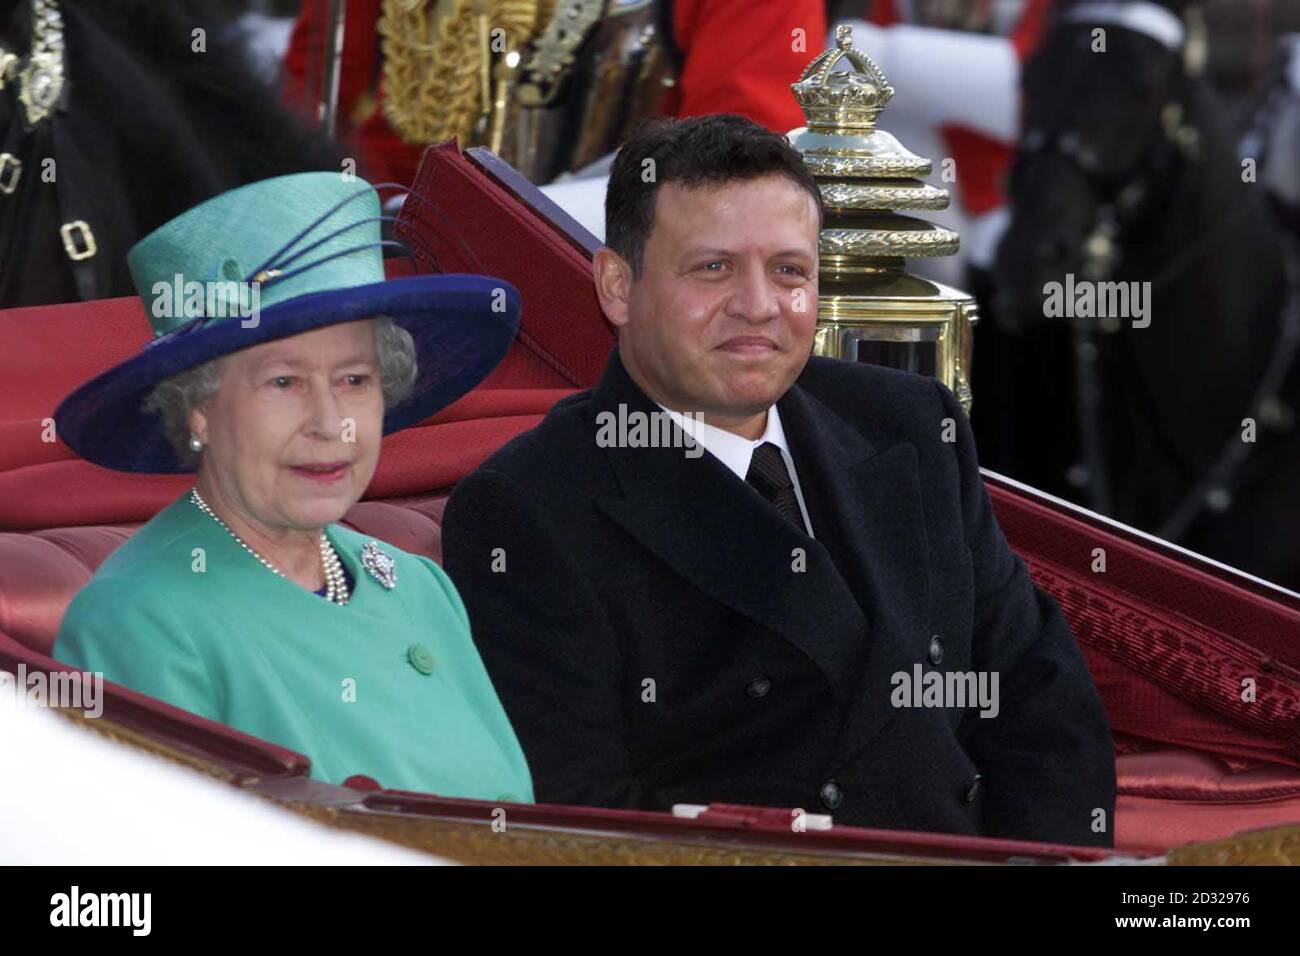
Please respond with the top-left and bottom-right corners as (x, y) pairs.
(656, 403), (791, 483)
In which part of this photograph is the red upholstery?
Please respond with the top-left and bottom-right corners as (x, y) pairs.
(395, 141), (616, 386)
(988, 479), (1300, 770)
(0, 524), (139, 658)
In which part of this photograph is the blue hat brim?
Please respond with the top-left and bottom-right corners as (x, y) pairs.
(54, 274), (521, 473)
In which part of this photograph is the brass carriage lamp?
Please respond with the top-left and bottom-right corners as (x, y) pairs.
(789, 25), (977, 413)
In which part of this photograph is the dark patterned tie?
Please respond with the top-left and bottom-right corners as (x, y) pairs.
(746, 442), (805, 531)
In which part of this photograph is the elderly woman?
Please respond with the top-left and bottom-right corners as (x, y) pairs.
(52, 172), (532, 803)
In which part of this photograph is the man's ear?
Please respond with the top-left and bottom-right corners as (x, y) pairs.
(593, 247), (633, 329)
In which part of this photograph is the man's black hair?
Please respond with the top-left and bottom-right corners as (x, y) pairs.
(604, 114), (824, 277)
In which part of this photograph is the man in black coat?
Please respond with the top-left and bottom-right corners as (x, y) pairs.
(442, 114), (1116, 847)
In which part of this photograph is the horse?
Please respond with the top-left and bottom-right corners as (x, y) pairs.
(988, 1), (1300, 590)
(0, 0), (342, 309)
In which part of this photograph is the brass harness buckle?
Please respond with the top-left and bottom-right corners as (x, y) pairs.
(60, 220), (97, 260)
(0, 153), (21, 194)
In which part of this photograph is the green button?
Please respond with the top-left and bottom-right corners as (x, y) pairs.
(407, 644), (435, 675)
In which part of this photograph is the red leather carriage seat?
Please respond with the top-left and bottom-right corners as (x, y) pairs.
(0, 497), (450, 660)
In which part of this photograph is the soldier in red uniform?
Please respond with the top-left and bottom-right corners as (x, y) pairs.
(283, 0), (825, 186)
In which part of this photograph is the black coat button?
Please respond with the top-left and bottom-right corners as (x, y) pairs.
(746, 677), (772, 699)
(928, 635), (944, 665)
(964, 773), (983, 804)
(819, 780), (843, 810)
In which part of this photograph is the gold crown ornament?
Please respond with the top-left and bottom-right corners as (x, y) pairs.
(790, 24), (977, 412)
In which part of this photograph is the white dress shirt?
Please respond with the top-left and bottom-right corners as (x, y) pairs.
(656, 403), (815, 537)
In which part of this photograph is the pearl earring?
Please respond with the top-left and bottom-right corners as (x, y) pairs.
(188, 435), (204, 453)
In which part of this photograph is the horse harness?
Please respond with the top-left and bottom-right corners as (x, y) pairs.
(0, 0), (107, 303)
(1013, 2), (1300, 537)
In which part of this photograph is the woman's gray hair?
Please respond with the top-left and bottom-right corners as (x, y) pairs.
(143, 316), (419, 467)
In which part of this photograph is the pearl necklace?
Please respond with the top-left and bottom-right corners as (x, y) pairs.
(189, 488), (350, 606)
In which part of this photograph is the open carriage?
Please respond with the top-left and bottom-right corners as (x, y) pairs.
(2, 141), (1300, 865)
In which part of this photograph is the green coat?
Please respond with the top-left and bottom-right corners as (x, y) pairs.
(55, 494), (533, 803)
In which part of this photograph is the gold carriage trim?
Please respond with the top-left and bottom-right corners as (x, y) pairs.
(820, 227), (961, 259)
(789, 23), (976, 413)
(819, 182), (951, 212)
(803, 153), (934, 178)
(792, 22), (895, 131)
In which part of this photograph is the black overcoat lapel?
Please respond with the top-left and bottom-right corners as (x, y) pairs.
(777, 382), (935, 765)
(587, 353), (934, 759)
(589, 354), (865, 697)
